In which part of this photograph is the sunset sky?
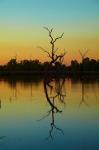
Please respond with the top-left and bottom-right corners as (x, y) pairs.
(0, 0), (99, 65)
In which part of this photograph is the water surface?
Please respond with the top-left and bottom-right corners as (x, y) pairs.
(0, 78), (99, 150)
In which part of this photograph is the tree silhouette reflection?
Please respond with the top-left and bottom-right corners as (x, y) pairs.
(40, 76), (66, 140)
(79, 79), (88, 107)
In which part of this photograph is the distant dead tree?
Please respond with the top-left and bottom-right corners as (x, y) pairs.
(79, 49), (89, 63)
(38, 27), (66, 66)
(79, 49), (89, 76)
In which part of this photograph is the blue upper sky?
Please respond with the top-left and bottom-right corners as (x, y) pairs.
(0, 0), (98, 27)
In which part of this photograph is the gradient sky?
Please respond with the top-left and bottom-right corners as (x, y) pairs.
(0, 0), (99, 64)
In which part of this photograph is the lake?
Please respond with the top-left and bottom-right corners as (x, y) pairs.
(0, 77), (99, 150)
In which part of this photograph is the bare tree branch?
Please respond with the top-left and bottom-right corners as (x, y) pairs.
(53, 33), (64, 43)
(43, 27), (54, 43)
(54, 48), (59, 53)
(79, 49), (89, 59)
(37, 109), (52, 121)
(37, 46), (52, 59)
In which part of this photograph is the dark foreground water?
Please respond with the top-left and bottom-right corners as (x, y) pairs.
(0, 78), (99, 150)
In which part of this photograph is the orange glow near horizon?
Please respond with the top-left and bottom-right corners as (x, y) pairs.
(0, 23), (99, 65)
(0, 36), (99, 65)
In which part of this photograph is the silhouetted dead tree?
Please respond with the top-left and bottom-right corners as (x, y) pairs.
(40, 27), (66, 110)
(79, 49), (88, 75)
(79, 49), (89, 63)
(38, 27), (66, 66)
(38, 27), (66, 111)
(37, 28), (66, 140)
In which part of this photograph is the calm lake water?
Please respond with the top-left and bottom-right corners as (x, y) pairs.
(0, 78), (99, 150)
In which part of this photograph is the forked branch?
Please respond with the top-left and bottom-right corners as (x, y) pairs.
(79, 49), (89, 59)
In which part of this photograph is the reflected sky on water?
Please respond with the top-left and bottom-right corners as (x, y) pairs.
(0, 78), (99, 150)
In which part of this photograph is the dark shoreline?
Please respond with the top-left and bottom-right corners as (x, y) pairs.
(0, 71), (99, 80)
(0, 70), (99, 75)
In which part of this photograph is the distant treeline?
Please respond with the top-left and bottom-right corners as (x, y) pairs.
(0, 57), (99, 75)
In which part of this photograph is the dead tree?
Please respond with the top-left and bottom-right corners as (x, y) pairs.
(38, 27), (66, 66)
(37, 28), (66, 140)
(79, 49), (89, 63)
(38, 27), (66, 112)
(79, 49), (89, 76)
